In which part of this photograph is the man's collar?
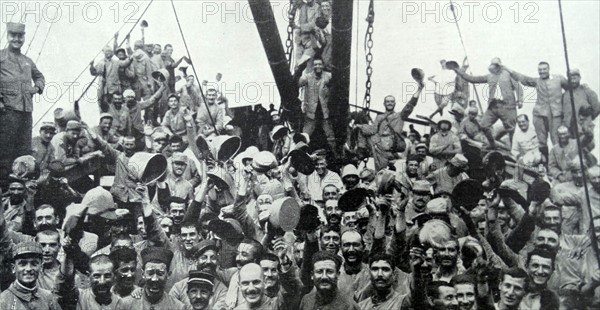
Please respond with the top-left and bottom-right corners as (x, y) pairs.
(9, 281), (39, 302)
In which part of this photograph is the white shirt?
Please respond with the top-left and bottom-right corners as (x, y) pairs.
(511, 126), (539, 158)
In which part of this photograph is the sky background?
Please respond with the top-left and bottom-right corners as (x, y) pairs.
(1, 0), (598, 154)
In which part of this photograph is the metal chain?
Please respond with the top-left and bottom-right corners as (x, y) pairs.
(285, 0), (297, 68)
(363, 0), (375, 110)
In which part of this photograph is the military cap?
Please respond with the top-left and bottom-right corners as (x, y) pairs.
(66, 120), (82, 131)
(252, 151), (278, 173)
(123, 89), (136, 98)
(152, 131), (168, 142)
(192, 239), (218, 258)
(171, 152), (188, 164)
(167, 93), (179, 101)
(568, 68), (580, 76)
(413, 180), (432, 194)
(449, 154), (469, 169)
(425, 198), (449, 215)
(6, 22), (25, 34)
(341, 164), (359, 179)
(141, 247), (174, 269)
(40, 122), (56, 131)
(13, 241), (43, 259)
(99, 113), (114, 121)
(188, 270), (215, 287)
(415, 143), (428, 150)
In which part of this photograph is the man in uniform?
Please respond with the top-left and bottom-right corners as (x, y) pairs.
(31, 122), (57, 173)
(116, 246), (186, 309)
(0, 241), (61, 310)
(0, 22), (46, 182)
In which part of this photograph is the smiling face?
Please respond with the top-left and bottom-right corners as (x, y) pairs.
(143, 262), (169, 297)
(433, 286), (458, 310)
(188, 283), (212, 310)
(534, 229), (560, 251)
(260, 259), (280, 291)
(538, 63), (550, 79)
(13, 256), (41, 288)
(369, 260), (394, 291)
(341, 231), (363, 265)
(37, 232), (60, 268)
(100, 117), (113, 133)
(499, 275), (527, 307)
(168, 97), (180, 110)
(384, 96), (396, 112)
(325, 202), (342, 225)
(239, 263), (265, 307)
(206, 89), (217, 105)
(527, 255), (553, 287)
(115, 260), (136, 288)
(313, 260), (338, 294)
(320, 230), (341, 254)
(169, 203), (186, 226)
(236, 243), (257, 269)
(435, 240), (459, 268)
(313, 59), (324, 74)
(197, 249), (218, 273)
(407, 160), (420, 176)
(8, 31), (25, 49)
(542, 209), (562, 233)
(180, 226), (199, 252)
(315, 158), (327, 176)
(34, 207), (59, 231)
(517, 115), (529, 132)
(90, 261), (114, 298)
(454, 283), (476, 310)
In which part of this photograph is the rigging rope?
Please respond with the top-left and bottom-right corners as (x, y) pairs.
(24, 21), (42, 55)
(362, 0), (374, 111)
(448, 0), (483, 113)
(170, 0), (218, 135)
(557, 0), (600, 268)
(33, 22), (54, 63)
(33, 0), (155, 127)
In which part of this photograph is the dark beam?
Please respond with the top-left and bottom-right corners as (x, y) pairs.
(330, 0), (354, 152)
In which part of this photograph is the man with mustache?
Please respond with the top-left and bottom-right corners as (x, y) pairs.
(561, 69), (600, 137)
(405, 180), (433, 226)
(235, 263), (283, 309)
(0, 22), (46, 182)
(432, 238), (462, 283)
(427, 281), (459, 310)
(258, 241), (303, 310)
(324, 200), (342, 225)
(166, 152), (194, 201)
(170, 240), (229, 309)
(2, 178), (31, 233)
(319, 224), (341, 255)
(560, 215), (600, 309)
(299, 250), (360, 310)
(225, 238), (265, 309)
(55, 234), (122, 310)
(0, 242), (61, 310)
(519, 246), (559, 310)
(186, 271), (215, 310)
(109, 247), (140, 298)
(117, 246), (185, 309)
(337, 230), (368, 297)
(358, 252), (421, 309)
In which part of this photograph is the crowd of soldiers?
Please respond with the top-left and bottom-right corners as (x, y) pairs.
(2, 0), (600, 309)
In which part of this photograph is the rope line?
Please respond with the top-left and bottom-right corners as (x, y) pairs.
(33, 0), (155, 127)
(33, 22), (54, 63)
(170, 0), (218, 134)
(24, 21), (42, 55)
(448, 0), (483, 113)
(557, 0), (600, 268)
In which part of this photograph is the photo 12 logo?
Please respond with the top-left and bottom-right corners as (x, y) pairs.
(1, 1), (141, 24)
(401, 1), (539, 24)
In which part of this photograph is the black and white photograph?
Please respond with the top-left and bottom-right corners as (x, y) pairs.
(0, 0), (599, 309)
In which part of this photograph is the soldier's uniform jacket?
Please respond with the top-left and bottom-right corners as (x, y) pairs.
(0, 48), (45, 112)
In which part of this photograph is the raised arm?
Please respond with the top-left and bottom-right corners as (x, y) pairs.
(454, 69), (488, 84)
(504, 66), (538, 87)
(139, 83), (167, 109)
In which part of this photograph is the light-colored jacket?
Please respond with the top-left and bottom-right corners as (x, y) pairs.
(299, 71), (331, 119)
(0, 48), (45, 112)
